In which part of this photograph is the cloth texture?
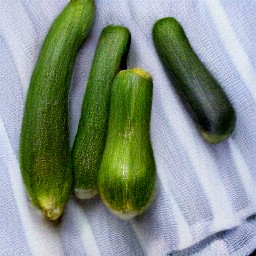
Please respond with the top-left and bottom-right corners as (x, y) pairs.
(0, 0), (256, 255)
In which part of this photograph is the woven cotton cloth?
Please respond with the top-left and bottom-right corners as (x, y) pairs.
(0, 0), (256, 255)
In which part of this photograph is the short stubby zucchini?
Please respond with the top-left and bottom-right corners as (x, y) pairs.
(19, 0), (95, 221)
(72, 26), (131, 199)
(153, 17), (236, 143)
(98, 68), (156, 219)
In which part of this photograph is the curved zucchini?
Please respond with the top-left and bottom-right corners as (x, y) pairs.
(153, 17), (236, 143)
(98, 68), (156, 219)
(72, 26), (131, 199)
(19, 0), (95, 221)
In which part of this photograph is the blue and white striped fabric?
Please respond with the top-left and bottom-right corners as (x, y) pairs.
(0, 0), (256, 255)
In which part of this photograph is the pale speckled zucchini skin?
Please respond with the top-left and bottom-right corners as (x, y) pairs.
(72, 26), (131, 199)
(98, 68), (156, 219)
(153, 17), (236, 143)
(19, 0), (95, 221)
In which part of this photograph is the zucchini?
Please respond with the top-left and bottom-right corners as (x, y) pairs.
(72, 26), (131, 199)
(98, 68), (156, 219)
(152, 17), (236, 143)
(19, 0), (95, 221)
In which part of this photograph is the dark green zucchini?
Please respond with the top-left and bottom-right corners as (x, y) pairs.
(153, 17), (236, 143)
(98, 68), (156, 219)
(72, 26), (131, 199)
(19, 0), (95, 221)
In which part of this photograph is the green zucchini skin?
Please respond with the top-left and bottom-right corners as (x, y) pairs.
(98, 68), (156, 219)
(19, 0), (95, 221)
(153, 17), (236, 143)
(72, 26), (131, 199)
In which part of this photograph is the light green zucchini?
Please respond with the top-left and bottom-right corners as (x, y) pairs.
(72, 25), (131, 199)
(98, 68), (156, 219)
(19, 0), (95, 221)
(153, 17), (236, 143)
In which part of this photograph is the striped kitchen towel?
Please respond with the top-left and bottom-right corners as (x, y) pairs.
(0, 0), (256, 255)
